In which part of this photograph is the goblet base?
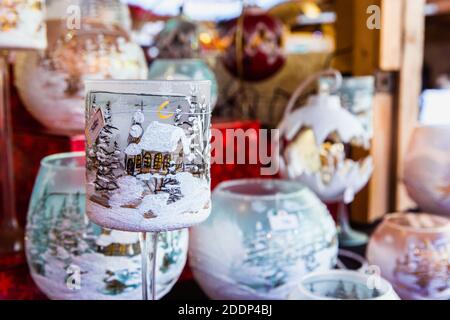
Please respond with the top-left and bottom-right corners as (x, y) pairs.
(87, 200), (211, 233)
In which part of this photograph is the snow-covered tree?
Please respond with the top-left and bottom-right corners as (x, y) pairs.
(334, 280), (348, 299)
(160, 175), (182, 204)
(27, 186), (52, 275)
(159, 231), (183, 273)
(49, 193), (90, 262)
(241, 222), (287, 291)
(94, 102), (121, 194)
(174, 88), (207, 174)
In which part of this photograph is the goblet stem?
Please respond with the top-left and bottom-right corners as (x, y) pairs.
(0, 53), (24, 263)
(337, 202), (368, 247)
(139, 231), (159, 300)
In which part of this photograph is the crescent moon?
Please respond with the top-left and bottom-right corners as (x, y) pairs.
(157, 100), (174, 119)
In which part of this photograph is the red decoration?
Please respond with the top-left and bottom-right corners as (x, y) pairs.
(0, 265), (46, 300)
(211, 120), (265, 189)
(220, 7), (285, 82)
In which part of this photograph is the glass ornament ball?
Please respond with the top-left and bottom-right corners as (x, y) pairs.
(220, 7), (285, 82)
(25, 153), (188, 300)
(189, 179), (338, 300)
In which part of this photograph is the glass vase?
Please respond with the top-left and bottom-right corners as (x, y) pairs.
(189, 179), (338, 299)
(25, 152), (188, 300)
(367, 213), (450, 300)
(14, 0), (147, 135)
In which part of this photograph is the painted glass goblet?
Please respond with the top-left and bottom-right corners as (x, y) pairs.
(85, 80), (212, 299)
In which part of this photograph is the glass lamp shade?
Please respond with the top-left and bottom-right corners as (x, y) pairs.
(148, 59), (218, 109)
(13, 0), (147, 135)
(0, 0), (47, 50)
(189, 179), (338, 300)
(289, 270), (400, 300)
(367, 213), (450, 300)
(25, 152), (188, 300)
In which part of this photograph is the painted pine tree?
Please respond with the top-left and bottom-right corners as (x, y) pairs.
(159, 231), (183, 273)
(94, 101), (120, 195)
(87, 95), (99, 171)
(174, 86), (209, 175)
(241, 222), (287, 291)
(50, 194), (89, 263)
(27, 186), (52, 275)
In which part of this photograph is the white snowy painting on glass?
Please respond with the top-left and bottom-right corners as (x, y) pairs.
(25, 153), (188, 300)
(85, 80), (212, 232)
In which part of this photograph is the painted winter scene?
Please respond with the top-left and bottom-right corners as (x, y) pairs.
(26, 189), (188, 300)
(85, 85), (211, 232)
(189, 197), (338, 299)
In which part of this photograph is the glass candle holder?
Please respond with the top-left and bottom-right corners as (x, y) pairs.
(85, 80), (212, 232)
(85, 80), (212, 300)
(25, 152), (188, 300)
(14, 0), (147, 135)
(189, 179), (338, 300)
(367, 213), (450, 300)
(289, 270), (399, 300)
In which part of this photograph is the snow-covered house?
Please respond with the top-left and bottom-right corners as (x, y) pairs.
(96, 230), (141, 257)
(125, 121), (190, 175)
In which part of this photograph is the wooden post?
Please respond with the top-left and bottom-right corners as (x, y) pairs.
(334, 0), (401, 223)
(333, 0), (425, 222)
(395, 0), (426, 211)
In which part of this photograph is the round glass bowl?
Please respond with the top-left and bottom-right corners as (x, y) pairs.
(289, 270), (399, 300)
(14, 0), (147, 135)
(404, 125), (450, 216)
(189, 179), (338, 300)
(25, 152), (188, 299)
(367, 213), (450, 300)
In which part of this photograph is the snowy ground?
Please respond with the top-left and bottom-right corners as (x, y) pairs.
(32, 253), (142, 300)
(31, 242), (188, 300)
(88, 173), (211, 232)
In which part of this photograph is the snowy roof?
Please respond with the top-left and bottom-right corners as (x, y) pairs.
(125, 143), (142, 156)
(280, 95), (371, 149)
(138, 121), (190, 154)
(130, 124), (143, 138)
